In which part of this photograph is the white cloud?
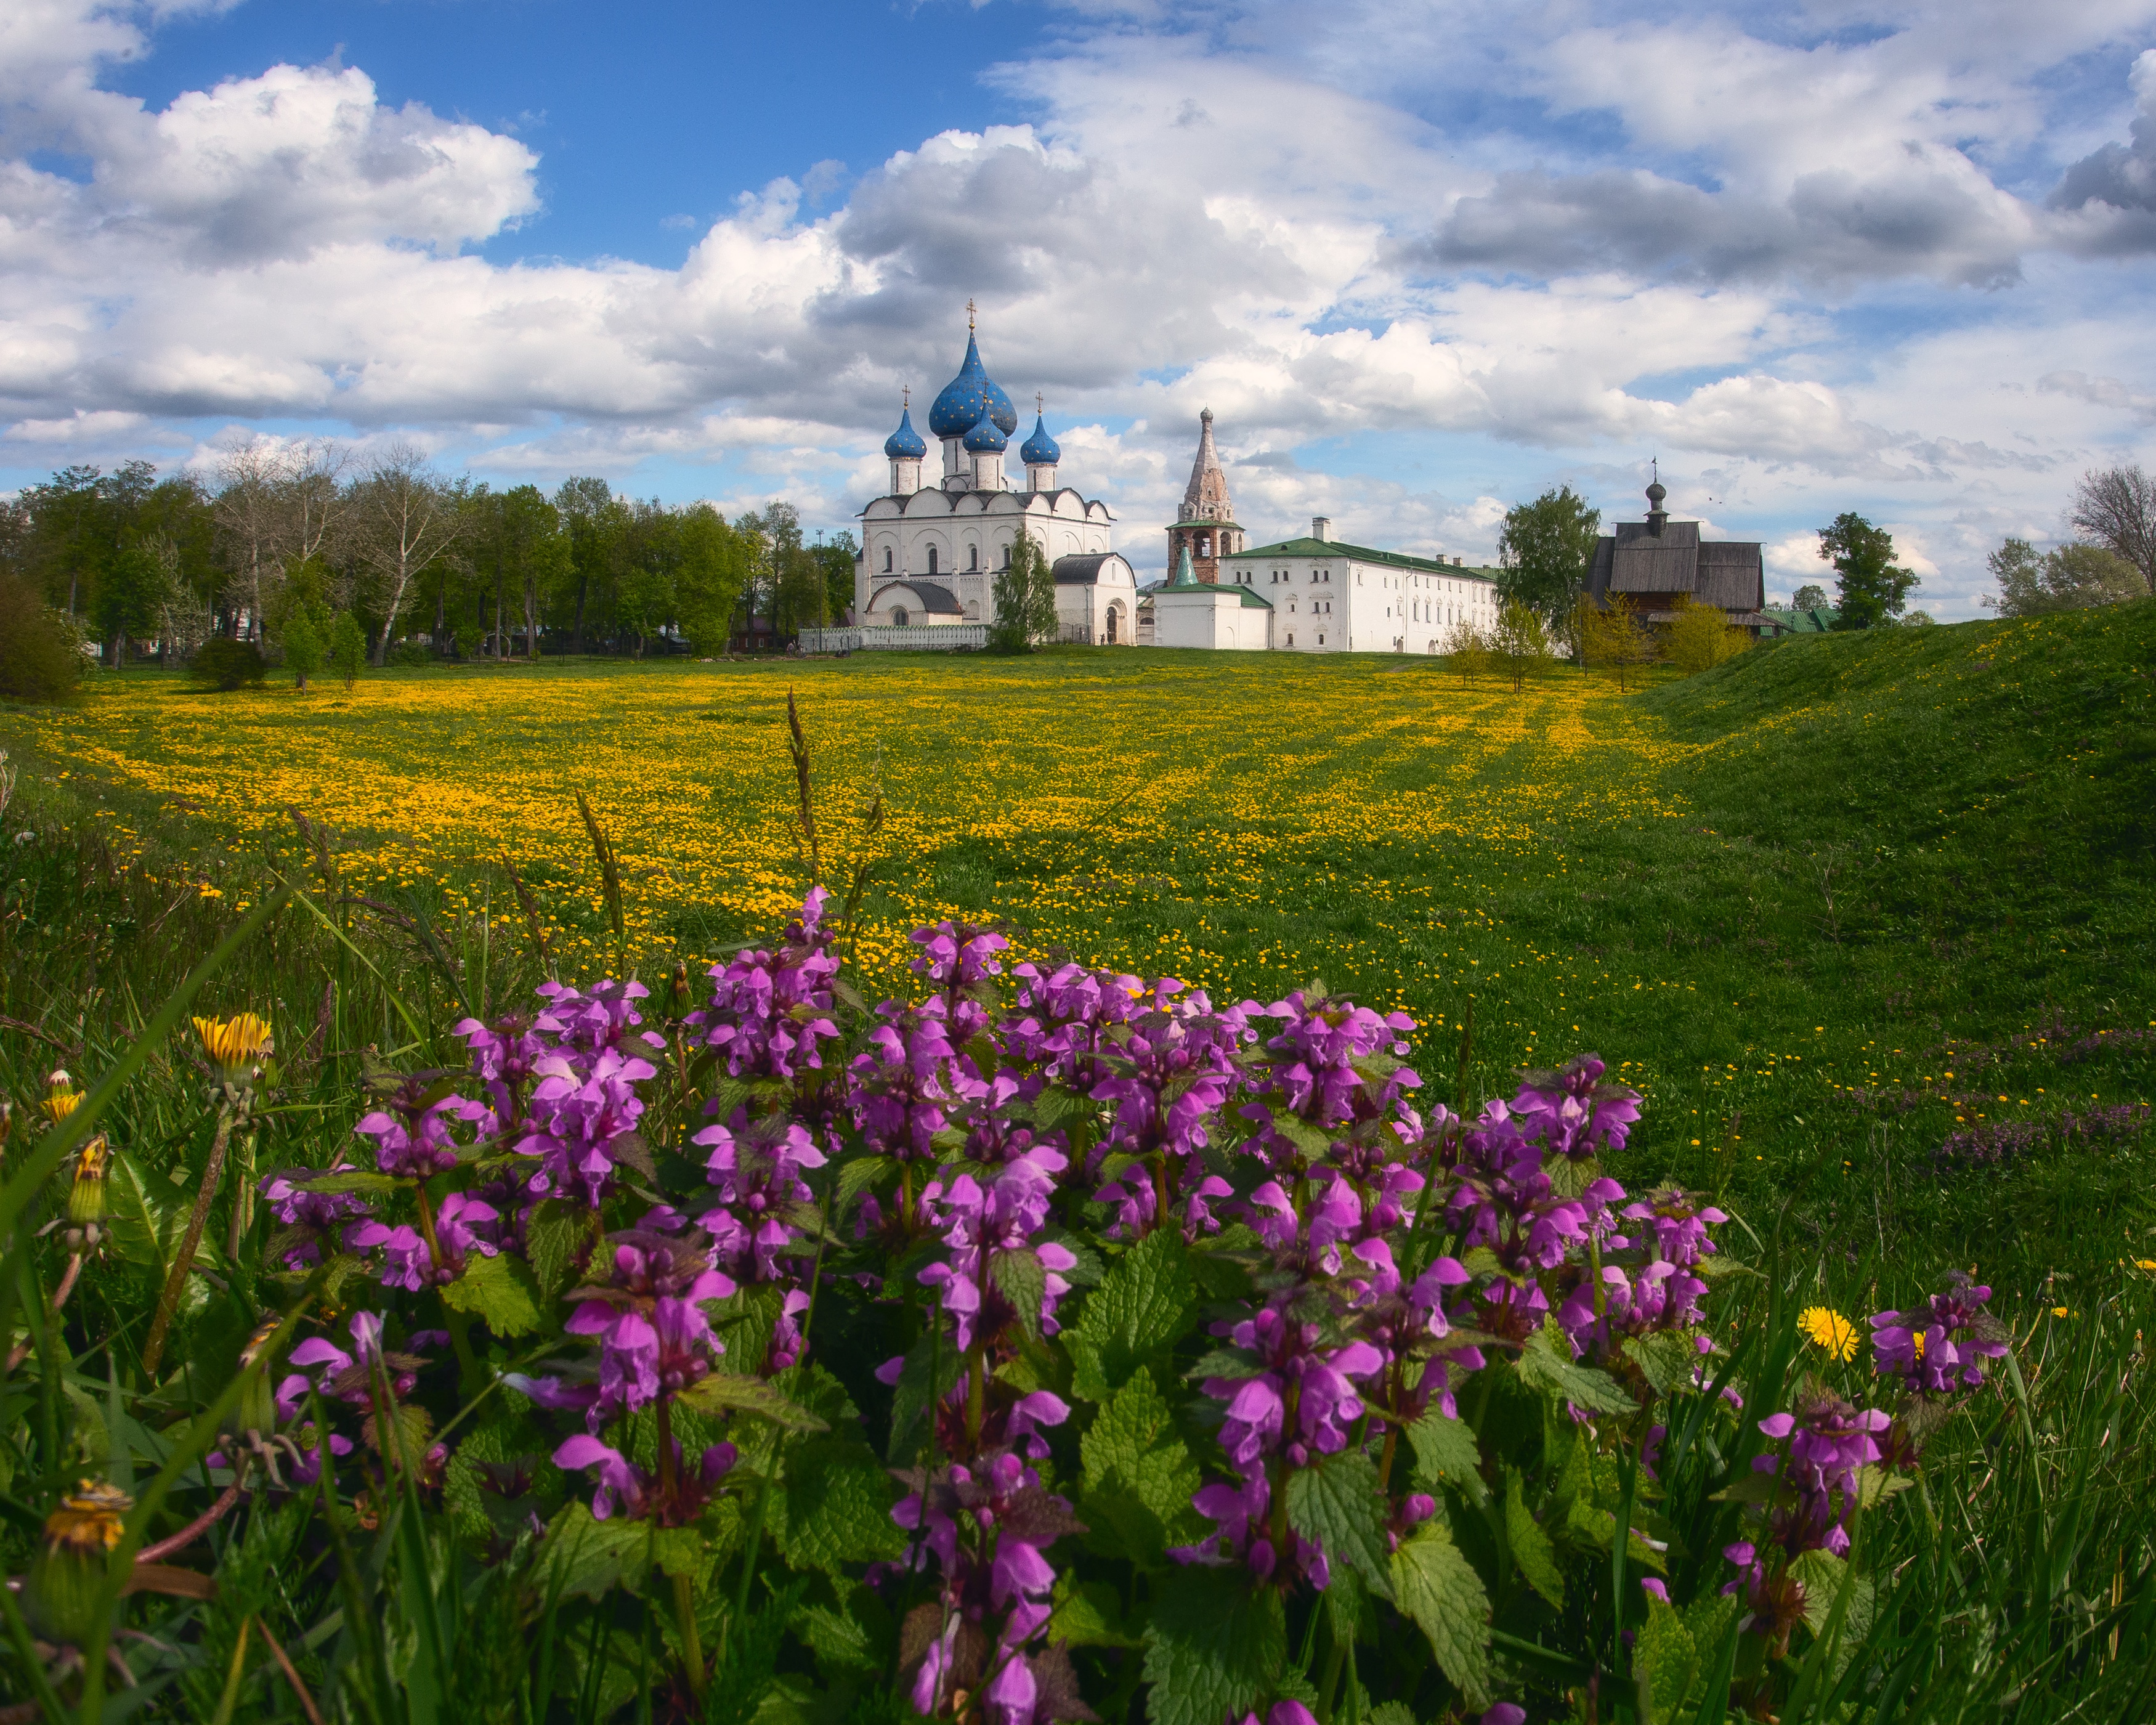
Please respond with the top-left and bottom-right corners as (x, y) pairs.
(2, 0), (2156, 616)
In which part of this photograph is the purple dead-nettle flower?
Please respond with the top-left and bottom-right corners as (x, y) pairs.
(535, 978), (668, 1062)
(1004, 961), (1145, 1086)
(1719, 1541), (1810, 1647)
(919, 1161), (1077, 1354)
(1358, 1255), (1484, 1423)
(285, 1310), (428, 1411)
(909, 920), (1008, 1043)
(1870, 1273), (2010, 1395)
(452, 1011), (549, 1138)
(689, 888), (842, 1086)
(1756, 1393), (1892, 1556)
(259, 1170), (373, 1268)
(355, 1077), (486, 1179)
(554, 1433), (738, 1526)
(1253, 989), (1420, 1141)
(352, 1191), (500, 1291)
(696, 1116), (826, 1284)
(851, 1001), (960, 1164)
(894, 1449), (1087, 1725)
(1622, 1187), (1728, 1270)
(1205, 1296), (1386, 1472)
(518, 1045), (657, 1206)
(1508, 1053), (1643, 1164)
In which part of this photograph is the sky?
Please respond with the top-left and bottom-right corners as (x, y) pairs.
(5, 1), (2156, 613)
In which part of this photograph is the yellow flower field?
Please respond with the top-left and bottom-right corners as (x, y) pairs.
(14, 652), (1695, 1023)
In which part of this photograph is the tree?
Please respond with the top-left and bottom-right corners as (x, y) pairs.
(991, 532), (1056, 651)
(2069, 465), (2156, 596)
(1446, 617), (1491, 686)
(1817, 513), (1917, 629)
(213, 439), (285, 639)
(95, 537), (173, 667)
(676, 505), (749, 656)
(811, 532), (858, 623)
(556, 476), (625, 652)
(283, 609), (325, 691)
(1497, 485), (1602, 635)
(1490, 596), (1554, 691)
(1665, 595), (1751, 674)
(328, 612), (367, 690)
(0, 564), (83, 702)
(1576, 591), (1650, 689)
(354, 444), (462, 665)
(1791, 583), (1828, 612)
(1984, 537), (2142, 616)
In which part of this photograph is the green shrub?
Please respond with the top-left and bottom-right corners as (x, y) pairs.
(282, 611), (326, 691)
(185, 637), (267, 691)
(0, 566), (84, 703)
(389, 638), (434, 667)
(328, 612), (367, 689)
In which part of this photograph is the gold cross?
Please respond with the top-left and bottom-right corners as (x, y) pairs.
(967, 298), (976, 330)
(1036, 391), (1044, 414)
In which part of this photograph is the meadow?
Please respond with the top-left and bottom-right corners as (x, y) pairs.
(7, 617), (2152, 1280)
(3, 606), (2155, 1723)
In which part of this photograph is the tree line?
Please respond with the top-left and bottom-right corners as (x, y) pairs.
(0, 442), (858, 671)
(1487, 461), (2156, 639)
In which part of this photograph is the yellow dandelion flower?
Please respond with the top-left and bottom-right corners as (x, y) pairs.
(43, 1480), (132, 1557)
(195, 1011), (274, 1072)
(1797, 1306), (1861, 1363)
(40, 1070), (83, 1125)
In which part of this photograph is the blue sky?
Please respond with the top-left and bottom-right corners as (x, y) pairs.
(5, 0), (2156, 613)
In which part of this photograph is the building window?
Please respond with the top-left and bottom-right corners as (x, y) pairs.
(1318, 634), (1326, 644)
(969, 545), (979, 570)
(928, 548), (938, 575)
(892, 606), (910, 625)
(1287, 632), (1294, 646)
(882, 546), (892, 572)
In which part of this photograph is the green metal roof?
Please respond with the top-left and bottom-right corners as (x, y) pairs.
(1228, 536), (1497, 577)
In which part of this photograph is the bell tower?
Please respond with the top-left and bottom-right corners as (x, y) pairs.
(1165, 408), (1244, 584)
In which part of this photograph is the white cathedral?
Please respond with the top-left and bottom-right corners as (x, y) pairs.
(849, 314), (1500, 654)
(853, 318), (1141, 644)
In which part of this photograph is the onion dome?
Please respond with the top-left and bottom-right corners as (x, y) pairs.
(1019, 412), (1060, 466)
(928, 332), (1018, 439)
(1645, 478), (1666, 509)
(883, 405), (926, 460)
(962, 408), (1007, 454)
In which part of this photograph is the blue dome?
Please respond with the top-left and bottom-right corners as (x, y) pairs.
(883, 406), (926, 460)
(1019, 413), (1060, 466)
(928, 332), (1018, 439)
(962, 408), (1007, 454)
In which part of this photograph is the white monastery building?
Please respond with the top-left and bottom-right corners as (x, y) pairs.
(854, 315), (1140, 644)
(1144, 414), (1501, 654)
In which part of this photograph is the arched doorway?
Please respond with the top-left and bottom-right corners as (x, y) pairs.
(891, 606), (910, 626)
(1106, 602), (1122, 644)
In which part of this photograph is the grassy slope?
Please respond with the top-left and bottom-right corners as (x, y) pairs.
(4, 611), (2152, 1295)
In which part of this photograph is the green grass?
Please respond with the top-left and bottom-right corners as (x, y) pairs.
(4, 607), (2156, 1720)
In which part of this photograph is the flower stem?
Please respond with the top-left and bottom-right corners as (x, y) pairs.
(139, 1480), (245, 1561)
(673, 1568), (707, 1701)
(225, 1127), (257, 1261)
(142, 1104), (235, 1382)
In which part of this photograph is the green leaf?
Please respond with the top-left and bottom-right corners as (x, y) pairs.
(989, 1246), (1047, 1341)
(524, 1198), (591, 1304)
(886, 1333), (964, 1464)
(1368, 1706), (1416, 1725)
(1504, 1468), (1564, 1609)
(293, 1169), (404, 1196)
(1622, 1330), (1698, 1398)
(103, 1154), (174, 1275)
(1543, 1155), (1603, 1198)
(1390, 1522), (1491, 1707)
(1079, 1373), (1204, 1564)
(1068, 1228), (1198, 1402)
(1141, 1565), (1286, 1725)
(678, 1372), (829, 1432)
(833, 1154), (896, 1211)
(1407, 1411), (1486, 1501)
(1634, 1593), (1697, 1721)
(1788, 1548), (1873, 1641)
(1050, 1577), (1138, 1649)
(769, 1437), (904, 1573)
(439, 1252), (544, 1337)
(541, 1501), (653, 1598)
(1517, 1317), (1636, 1416)
(1285, 1451), (1393, 1600)
(793, 1601), (880, 1673)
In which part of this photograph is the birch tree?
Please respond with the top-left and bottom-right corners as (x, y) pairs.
(354, 443), (461, 665)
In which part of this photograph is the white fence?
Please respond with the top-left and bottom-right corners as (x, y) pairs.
(798, 625), (990, 653)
